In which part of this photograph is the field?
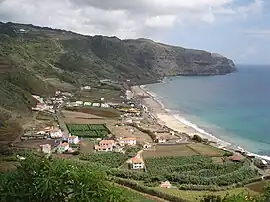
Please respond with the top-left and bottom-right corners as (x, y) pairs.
(79, 152), (128, 168)
(66, 123), (110, 138)
(245, 180), (270, 193)
(187, 143), (227, 157)
(65, 107), (121, 118)
(79, 139), (95, 154)
(142, 144), (198, 158)
(144, 156), (258, 188)
(154, 187), (256, 202)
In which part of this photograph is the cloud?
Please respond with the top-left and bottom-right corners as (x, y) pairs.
(243, 29), (270, 39)
(0, 0), (265, 39)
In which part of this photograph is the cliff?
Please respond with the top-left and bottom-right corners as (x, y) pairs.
(0, 21), (236, 116)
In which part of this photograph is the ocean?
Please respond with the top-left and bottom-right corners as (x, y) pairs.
(146, 65), (270, 157)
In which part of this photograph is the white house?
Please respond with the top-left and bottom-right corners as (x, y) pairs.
(49, 128), (63, 139)
(94, 140), (115, 152)
(125, 90), (133, 100)
(101, 103), (109, 108)
(84, 102), (92, 106)
(157, 136), (167, 143)
(75, 101), (83, 105)
(92, 103), (100, 107)
(68, 136), (79, 144)
(40, 144), (51, 154)
(119, 137), (136, 146)
(81, 86), (91, 90)
(131, 157), (144, 169)
(57, 143), (69, 153)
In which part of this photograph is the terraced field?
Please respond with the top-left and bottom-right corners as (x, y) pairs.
(66, 123), (110, 138)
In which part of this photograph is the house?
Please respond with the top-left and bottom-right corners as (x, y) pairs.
(57, 142), (69, 153)
(119, 137), (136, 146)
(125, 90), (133, 100)
(84, 102), (92, 106)
(101, 103), (109, 108)
(99, 140), (115, 147)
(49, 128), (63, 139)
(159, 181), (172, 189)
(229, 155), (241, 162)
(131, 157), (144, 169)
(81, 86), (91, 90)
(75, 101), (83, 105)
(157, 136), (167, 143)
(68, 136), (79, 144)
(40, 144), (51, 154)
(92, 103), (100, 107)
(94, 140), (115, 152)
(94, 145), (113, 152)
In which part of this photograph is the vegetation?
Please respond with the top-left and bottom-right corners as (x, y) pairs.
(79, 152), (129, 168)
(193, 134), (203, 142)
(0, 153), (128, 202)
(66, 123), (110, 138)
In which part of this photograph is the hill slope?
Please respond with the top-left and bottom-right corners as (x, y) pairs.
(0, 22), (236, 118)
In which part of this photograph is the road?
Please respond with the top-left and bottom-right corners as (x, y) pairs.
(55, 102), (69, 135)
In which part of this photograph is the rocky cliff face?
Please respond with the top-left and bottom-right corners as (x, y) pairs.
(0, 22), (236, 115)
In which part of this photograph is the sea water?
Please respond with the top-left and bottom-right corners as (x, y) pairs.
(146, 65), (270, 157)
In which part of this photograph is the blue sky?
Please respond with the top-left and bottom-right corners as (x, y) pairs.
(0, 0), (269, 64)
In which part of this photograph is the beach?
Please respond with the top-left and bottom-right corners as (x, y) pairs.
(131, 85), (223, 144)
(132, 84), (270, 161)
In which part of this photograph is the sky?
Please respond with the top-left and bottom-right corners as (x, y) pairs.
(0, 0), (269, 64)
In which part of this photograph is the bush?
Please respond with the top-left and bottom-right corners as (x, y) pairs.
(192, 134), (203, 142)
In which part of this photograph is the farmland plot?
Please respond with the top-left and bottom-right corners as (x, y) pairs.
(66, 123), (110, 138)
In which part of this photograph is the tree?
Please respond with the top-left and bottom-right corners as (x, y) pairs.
(0, 153), (127, 202)
(192, 134), (203, 142)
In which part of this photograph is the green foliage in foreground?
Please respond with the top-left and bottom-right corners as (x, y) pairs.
(0, 154), (128, 202)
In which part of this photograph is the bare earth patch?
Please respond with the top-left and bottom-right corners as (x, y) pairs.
(142, 144), (198, 158)
(187, 143), (226, 157)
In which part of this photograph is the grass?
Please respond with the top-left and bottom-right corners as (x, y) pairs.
(187, 143), (226, 157)
(142, 144), (198, 158)
(154, 187), (256, 202)
(245, 180), (270, 193)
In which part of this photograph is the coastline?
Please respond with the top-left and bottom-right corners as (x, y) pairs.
(131, 85), (270, 161)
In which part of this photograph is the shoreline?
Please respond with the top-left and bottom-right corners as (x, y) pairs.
(131, 85), (270, 161)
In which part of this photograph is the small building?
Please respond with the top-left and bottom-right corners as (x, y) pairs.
(170, 131), (175, 136)
(94, 145), (113, 152)
(101, 103), (109, 108)
(92, 103), (100, 107)
(229, 155), (241, 162)
(84, 102), (92, 106)
(49, 128), (63, 139)
(40, 144), (51, 154)
(261, 159), (268, 166)
(75, 101), (83, 105)
(99, 140), (115, 147)
(57, 143), (69, 153)
(131, 157), (144, 169)
(81, 86), (91, 90)
(159, 181), (172, 189)
(94, 140), (115, 152)
(68, 136), (79, 144)
(157, 136), (167, 144)
(119, 137), (136, 146)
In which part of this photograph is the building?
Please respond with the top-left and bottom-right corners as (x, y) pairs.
(94, 140), (115, 152)
(81, 86), (91, 90)
(49, 128), (63, 139)
(125, 90), (134, 100)
(57, 143), (69, 153)
(99, 140), (115, 147)
(159, 181), (172, 189)
(84, 102), (92, 106)
(229, 155), (241, 162)
(119, 137), (136, 146)
(75, 101), (83, 105)
(131, 157), (144, 169)
(40, 144), (51, 154)
(68, 136), (79, 144)
(101, 103), (109, 108)
(157, 136), (167, 143)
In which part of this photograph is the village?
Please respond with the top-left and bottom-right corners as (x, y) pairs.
(7, 83), (270, 202)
